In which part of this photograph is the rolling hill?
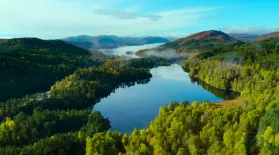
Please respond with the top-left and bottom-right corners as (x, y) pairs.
(0, 38), (99, 101)
(0, 38), (90, 55)
(229, 33), (259, 42)
(255, 31), (279, 40)
(229, 32), (279, 42)
(163, 30), (240, 53)
(136, 30), (242, 59)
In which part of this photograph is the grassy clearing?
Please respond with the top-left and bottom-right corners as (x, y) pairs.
(217, 97), (243, 106)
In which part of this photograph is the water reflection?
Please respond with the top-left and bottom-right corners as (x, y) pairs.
(118, 79), (150, 89)
(94, 64), (239, 133)
(96, 44), (240, 133)
(151, 64), (191, 82)
(190, 77), (240, 100)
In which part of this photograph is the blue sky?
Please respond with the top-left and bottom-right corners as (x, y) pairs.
(0, 0), (278, 39)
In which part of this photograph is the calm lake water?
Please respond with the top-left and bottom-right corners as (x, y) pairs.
(94, 44), (237, 133)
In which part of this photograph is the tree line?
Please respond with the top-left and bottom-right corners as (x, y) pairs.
(0, 54), (170, 154)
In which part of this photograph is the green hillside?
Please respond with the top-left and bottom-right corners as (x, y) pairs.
(0, 38), (95, 101)
(256, 31), (279, 41)
(81, 36), (279, 155)
(1, 36), (279, 154)
(0, 56), (170, 154)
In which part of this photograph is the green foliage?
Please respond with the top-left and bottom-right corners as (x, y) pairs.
(92, 101), (249, 155)
(0, 132), (84, 155)
(2, 36), (279, 154)
(0, 55), (164, 154)
(86, 132), (124, 155)
(117, 56), (171, 69)
(0, 110), (109, 146)
(257, 108), (279, 154)
(21, 132), (83, 155)
(49, 60), (152, 106)
(178, 37), (279, 154)
(259, 108), (279, 134)
(0, 38), (98, 101)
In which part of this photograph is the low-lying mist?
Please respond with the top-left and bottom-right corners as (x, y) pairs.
(137, 48), (198, 60)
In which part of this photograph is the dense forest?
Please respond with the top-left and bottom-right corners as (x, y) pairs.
(0, 38), (101, 101)
(0, 40), (171, 154)
(76, 37), (279, 155)
(1, 36), (279, 154)
(84, 37), (279, 155)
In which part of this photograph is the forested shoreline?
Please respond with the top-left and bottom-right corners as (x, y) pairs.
(1, 36), (279, 154)
(83, 37), (279, 155)
(0, 38), (99, 101)
(0, 45), (171, 154)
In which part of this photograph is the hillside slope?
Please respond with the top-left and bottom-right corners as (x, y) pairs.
(0, 38), (97, 101)
(136, 30), (242, 59)
(179, 37), (279, 154)
(255, 31), (279, 40)
(229, 33), (259, 42)
(164, 30), (240, 53)
(229, 32), (279, 42)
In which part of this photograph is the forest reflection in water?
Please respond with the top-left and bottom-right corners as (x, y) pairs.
(94, 64), (239, 133)
(189, 77), (240, 100)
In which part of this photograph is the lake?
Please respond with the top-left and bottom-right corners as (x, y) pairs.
(94, 44), (237, 133)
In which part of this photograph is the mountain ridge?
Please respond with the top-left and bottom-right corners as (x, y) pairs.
(136, 30), (242, 59)
(63, 35), (171, 50)
(229, 33), (259, 42)
(256, 31), (279, 41)
(162, 30), (240, 53)
(229, 31), (279, 42)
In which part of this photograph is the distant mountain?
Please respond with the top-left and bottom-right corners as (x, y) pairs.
(229, 34), (259, 42)
(255, 31), (279, 41)
(136, 37), (170, 45)
(165, 37), (177, 42)
(63, 35), (170, 50)
(136, 30), (242, 59)
(136, 30), (243, 60)
(162, 30), (240, 53)
(229, 32), (279, 42)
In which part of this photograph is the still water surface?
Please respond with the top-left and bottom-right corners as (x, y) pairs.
(94, 44), (235, 133)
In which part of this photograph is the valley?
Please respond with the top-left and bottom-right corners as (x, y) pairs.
(2, 1), (279, 154)
(1, 30), (279, 155)
(94, 43), (239, 133)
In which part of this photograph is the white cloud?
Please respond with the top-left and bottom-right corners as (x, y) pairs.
(0, 0), (219, 39)
(94, 8), (161, 21)
(222, 26), (279, 35)
(158, 7), (221, 16)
